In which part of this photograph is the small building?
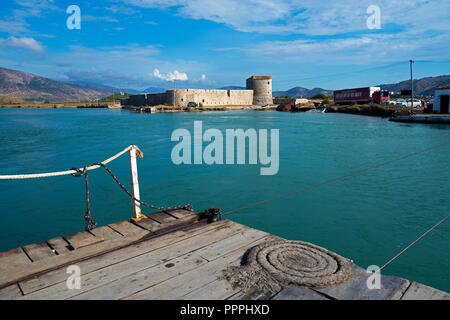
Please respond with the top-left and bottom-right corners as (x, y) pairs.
(433, 85), (450, 114)
(273, 97), (309, 105)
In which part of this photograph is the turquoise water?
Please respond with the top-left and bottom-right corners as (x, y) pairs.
(0, 108), (449, 292)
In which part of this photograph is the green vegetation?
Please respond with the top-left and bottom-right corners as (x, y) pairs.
(98, 93), (131, 102)
(311, 93), (332, 100)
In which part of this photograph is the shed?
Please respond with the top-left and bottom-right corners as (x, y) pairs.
(433, 85), (450, 114)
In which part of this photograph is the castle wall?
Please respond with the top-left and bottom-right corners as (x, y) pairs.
(122, 75), (273, 107)
(124, 91), (175, 107)
(173, 89), (253, 107)
(123, 89), (253, 107)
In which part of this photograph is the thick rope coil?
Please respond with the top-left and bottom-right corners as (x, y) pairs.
(222, 240), (353, 295)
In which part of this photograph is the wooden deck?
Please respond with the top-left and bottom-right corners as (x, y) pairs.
(0, 210), (448, 300)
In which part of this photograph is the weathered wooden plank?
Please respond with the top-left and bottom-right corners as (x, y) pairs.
(70, 253), (207, 300)
(0, 227), (153, 289)
(312, 263), (410, 300)
(131, 216), (161, 232)
(389, 279), (412, 300)
(164, 209), (195, 219)
(146, 211), (177, 224)
(20, 220), (245, 298)
(64, 231), (103, 250)
(0, 248), (32, 278)
(18, 220), (230, 295)
(90, 225), (122, 241)
(108, 221), (149, 237)
(125, 235), (275, 300)
(227, 288), (274, 300)
(47, 237), (72, 255)
(194, 228), (268, 261)
(272, 286), (329, 300)
(64, 223), (262, 300)
(401, 282), (450, 300)
(180, 279), (241, 300)
(132, 213), (198, 234)
(22, 242), (56, 262)
(0, 284), (23, 299)
(151, 214), (199, 234)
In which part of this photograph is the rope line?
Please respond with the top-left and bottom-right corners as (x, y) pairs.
(0, 145), (135, 180)
(378, 214), (450, 272)
(221, 140), (450, 216)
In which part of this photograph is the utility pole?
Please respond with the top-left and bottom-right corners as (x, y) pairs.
(410, 60), (414, 108)
(174, 79), (177, 90)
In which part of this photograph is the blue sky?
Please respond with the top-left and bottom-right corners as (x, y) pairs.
(1, 0), (450, 91)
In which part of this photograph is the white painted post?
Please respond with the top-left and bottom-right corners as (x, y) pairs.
(129, 146), (144, 220)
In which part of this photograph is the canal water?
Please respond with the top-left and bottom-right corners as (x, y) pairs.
(0, 108), (449, 292)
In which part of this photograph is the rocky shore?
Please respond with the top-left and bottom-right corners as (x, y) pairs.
(276, 103), (423, 118)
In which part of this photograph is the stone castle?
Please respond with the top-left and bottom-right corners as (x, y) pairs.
(121, 76), (273, 107)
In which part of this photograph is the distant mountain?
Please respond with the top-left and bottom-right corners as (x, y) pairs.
(141, 86), (169, 93)
(65, 80), (141, 95)
(273, 86), (333, 98)
(378, 75), (450, 96)
(0, 67), (111, 102)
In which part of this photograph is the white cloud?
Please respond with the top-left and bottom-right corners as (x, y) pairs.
(152, 68), (188, 81)
(220, 33), (450, 65)
(0, 20), (31, 34)
(83, 16), (119, 23)
(121, 0), (450, 36)
(0, 36), (45, 52)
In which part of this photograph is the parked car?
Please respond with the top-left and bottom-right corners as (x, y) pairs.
(187, 101), (198, 107)
(395, 99), (406, 106)
(395, 99), (422, 107)
(405, 99), (422, 107)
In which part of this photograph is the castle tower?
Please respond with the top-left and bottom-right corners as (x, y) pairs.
(246, 76), (273, 105)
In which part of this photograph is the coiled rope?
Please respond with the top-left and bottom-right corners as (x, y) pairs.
(222, 240), (353, 294)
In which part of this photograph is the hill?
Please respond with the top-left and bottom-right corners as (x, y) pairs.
(378, 75), (450, 96)
(273, 87), (333, 98)
(0, 67), (111, 102)
(141, 86), (169, 93)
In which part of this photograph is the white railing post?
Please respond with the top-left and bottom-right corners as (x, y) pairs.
(129, 145), (144, 220)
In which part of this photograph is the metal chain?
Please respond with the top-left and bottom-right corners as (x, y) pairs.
(92, 162), (193, 213)
(70, 162), (193, 230)
(70, 166), (97, 231)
